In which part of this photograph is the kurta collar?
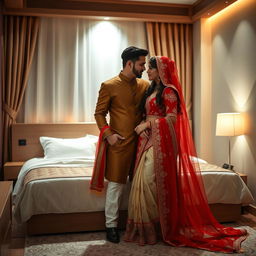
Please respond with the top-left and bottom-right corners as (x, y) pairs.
(119, 72), (136, 83)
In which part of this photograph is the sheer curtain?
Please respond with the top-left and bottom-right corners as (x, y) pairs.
(24, 18), (147, 123)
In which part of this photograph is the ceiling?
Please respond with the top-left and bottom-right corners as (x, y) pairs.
(3, 0), (237, 22)
(123, 0), (198, 4)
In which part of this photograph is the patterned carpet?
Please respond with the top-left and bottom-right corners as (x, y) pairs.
(25, 226), (256, 256)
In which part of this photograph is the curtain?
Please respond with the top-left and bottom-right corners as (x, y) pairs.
(0, 8), (3, 176)
(23, 18), (148, 123)
(1, 16), (40, 163)
(146, 22), (193, 120)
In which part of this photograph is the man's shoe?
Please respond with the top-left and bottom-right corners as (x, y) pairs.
(106, 227), (120, 243)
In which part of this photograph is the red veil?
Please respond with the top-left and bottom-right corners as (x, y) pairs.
(152, 56), (247, 252)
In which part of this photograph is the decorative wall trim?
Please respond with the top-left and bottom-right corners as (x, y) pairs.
(3, 0), (238, 23)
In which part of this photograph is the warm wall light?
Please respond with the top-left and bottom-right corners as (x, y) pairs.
(216, 113), (244, 169)
(207, 0), (247, 22)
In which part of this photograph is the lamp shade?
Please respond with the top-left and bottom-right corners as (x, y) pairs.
(216, 113), (244, 136)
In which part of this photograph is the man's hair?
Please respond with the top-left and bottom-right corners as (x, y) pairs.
(121, 46), (148, 68)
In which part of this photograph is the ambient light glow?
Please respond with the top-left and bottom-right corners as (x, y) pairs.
(207, 0), (255, 113)
(208, 0), (251, 22)
(89, 21), (122, 58)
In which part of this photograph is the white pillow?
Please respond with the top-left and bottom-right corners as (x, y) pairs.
(84, 134), (98, 144)
(177, 156), (208, 164)
(40, 135), (98, 159)
(190, 156), (208, 164)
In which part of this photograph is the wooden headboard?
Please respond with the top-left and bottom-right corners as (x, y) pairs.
(11, 123), (99, 162)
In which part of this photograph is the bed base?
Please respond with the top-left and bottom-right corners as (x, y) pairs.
(209, 203), (241, 222)
(27, 210), (128, 235)
(27, 204), (241, 235)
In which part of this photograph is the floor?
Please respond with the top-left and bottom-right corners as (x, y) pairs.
(8, 221), (26, 256)
(7, 212), (256, 256)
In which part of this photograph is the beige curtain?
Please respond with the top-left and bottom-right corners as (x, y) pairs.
(1, 16), (40, 164)
(146, 22), (193, 120)
(0, 11), (3, 177)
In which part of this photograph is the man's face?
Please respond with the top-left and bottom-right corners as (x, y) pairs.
(132, 56), (146, 78)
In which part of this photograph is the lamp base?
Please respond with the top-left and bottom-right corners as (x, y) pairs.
(222, 163), (234, 170)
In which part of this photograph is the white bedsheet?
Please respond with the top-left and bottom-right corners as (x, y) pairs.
(13, 157), (131, 223)
(13, 158), (254, 223)
(200, 169), (254, 204)
(13, 157), (95, 205)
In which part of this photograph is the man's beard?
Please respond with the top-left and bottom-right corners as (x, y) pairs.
(132, 66), (142, 78)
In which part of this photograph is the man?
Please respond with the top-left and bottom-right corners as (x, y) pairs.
(92, 46), (149, 243)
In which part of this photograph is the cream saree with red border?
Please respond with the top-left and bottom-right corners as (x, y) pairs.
(124, 56), (247, 253)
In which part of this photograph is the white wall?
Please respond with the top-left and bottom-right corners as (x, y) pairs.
(192, 20), (201, 156)
(193, 0), (256, 204)
(193, 18), (212, 163)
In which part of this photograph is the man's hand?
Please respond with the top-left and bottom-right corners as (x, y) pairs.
(134, 121), (150, 135)
(106, 134), (125, 146)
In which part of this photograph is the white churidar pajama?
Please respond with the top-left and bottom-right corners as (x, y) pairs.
(105, 181), (125, 228)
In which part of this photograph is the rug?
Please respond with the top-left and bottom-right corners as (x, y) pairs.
(24, 226), (256, 256)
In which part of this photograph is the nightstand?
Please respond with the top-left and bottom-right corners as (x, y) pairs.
(235, 172), (248, 215)
(235, 172), (247, 185)
(3, 162), (24, 181)
(0, 181), (13, 256)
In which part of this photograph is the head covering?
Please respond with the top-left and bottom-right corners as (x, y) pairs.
(121, 46), (148, 61)
(153, 56), (247, 252)
(156, 56), (196, 158)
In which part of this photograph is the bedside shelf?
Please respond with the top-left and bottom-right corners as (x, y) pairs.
(4, 162), (24, 181)
(0, 181), (13, 256)
(235, 172), (247, 185)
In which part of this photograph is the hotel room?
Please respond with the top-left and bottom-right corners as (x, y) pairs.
(0, 0), (255, 255)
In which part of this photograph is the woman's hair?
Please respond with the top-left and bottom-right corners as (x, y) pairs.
(140, 57), (181, 116)
(139, 57), (165, 113)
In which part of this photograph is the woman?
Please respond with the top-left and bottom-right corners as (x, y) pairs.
(123, 56), (247, 253)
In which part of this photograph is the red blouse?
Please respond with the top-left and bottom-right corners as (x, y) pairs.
(145, 87), (177, 117)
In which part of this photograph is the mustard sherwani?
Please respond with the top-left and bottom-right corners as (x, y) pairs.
(94, 72), (149, 184)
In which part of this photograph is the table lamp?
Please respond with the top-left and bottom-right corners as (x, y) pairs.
(216, 113), (244, 170)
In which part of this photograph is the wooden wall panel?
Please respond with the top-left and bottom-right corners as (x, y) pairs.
(3, 0), (193, 23)
(192, 0), (237, 20)
(27, 0), (190, 16)
(11, 123), (99, 162)
(3, 0), (239, 22)
(4, 0), (24, 9)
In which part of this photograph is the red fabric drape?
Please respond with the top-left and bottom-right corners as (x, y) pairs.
(152, 57), (247, 253)
(90, 125), (110, 191)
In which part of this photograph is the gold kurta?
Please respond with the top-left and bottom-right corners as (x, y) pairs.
(94, 72), (149, 183)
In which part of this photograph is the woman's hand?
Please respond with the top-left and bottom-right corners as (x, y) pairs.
(134, 121), (150, 135)
(140, 130), (150, 139)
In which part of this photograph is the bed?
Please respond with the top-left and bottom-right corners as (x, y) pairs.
(11, 123), (254, 235)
